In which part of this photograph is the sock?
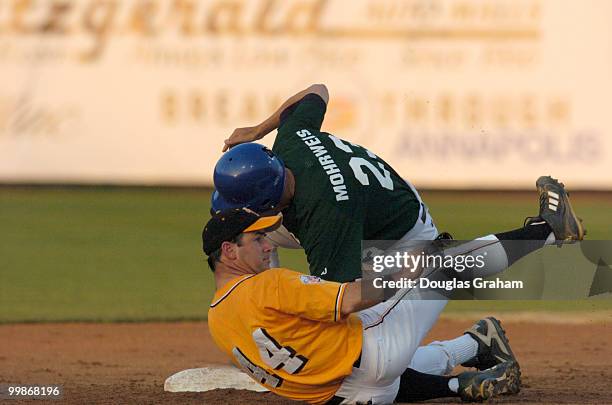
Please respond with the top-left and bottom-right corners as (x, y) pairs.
(395, 368), (457, 402)
(414, 335), (479, 374)
(448, 377), (459, 393)
(438, 334), (479, 366)
(496, 222), (552, 241)
(495, 223), (552, 266)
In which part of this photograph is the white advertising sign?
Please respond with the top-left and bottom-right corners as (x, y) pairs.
(0, 0), (610, 188)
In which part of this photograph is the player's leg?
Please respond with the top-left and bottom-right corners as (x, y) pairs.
(333, 265), (520, 402)
(393, 319), (520, 401)
(332, 297), (445, 404)
(421, 176), (585, 280)
(408, 333), (479, 375)
(333, 303), (519, 403)
(409, 317), (517, 376)
(333, 287), (460, 403)
(394, 176), (584, 282)
(355, 296), (518, 379)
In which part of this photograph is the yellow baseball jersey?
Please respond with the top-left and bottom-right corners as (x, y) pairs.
(208, 268), (363, 404)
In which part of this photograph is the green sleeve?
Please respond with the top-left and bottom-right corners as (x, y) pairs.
(278, 93), (327, 132)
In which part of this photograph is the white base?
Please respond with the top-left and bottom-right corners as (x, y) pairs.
(164, 366), (268, 393)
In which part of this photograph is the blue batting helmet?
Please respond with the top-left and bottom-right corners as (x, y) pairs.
(211, 143), (286, 213)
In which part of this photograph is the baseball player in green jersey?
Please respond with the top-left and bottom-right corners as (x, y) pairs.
(215, 84), (424, 282)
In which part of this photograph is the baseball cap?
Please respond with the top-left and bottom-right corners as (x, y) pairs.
(202, 208), (282, 256)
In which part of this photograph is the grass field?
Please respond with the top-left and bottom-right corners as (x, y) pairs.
(1, 187), (611, 322)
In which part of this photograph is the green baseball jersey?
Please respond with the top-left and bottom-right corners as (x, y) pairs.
(272, 94), (421, 282)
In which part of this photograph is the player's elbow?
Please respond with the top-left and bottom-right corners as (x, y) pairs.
(308, 84), (329, 104)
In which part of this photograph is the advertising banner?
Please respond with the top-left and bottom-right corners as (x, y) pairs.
(0, 0), (610, 187)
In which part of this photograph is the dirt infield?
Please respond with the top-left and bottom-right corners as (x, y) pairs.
(1, 317), (610, 404)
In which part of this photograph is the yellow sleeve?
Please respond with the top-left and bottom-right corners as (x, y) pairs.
(270, 268), (347, 322)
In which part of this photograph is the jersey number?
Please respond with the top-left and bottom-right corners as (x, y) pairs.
(329, 135), (394, 191)
(233, 347), (283, 388)
(253, 328), (308, 373)
(232, 328), (308, 388)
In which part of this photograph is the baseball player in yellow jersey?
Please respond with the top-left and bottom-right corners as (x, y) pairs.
(203, 208), (532, 404)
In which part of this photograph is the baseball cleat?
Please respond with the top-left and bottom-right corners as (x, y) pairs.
(525, 175), (585, 244)
(462, 317), (518, 371)
(457, 361), (521, 402)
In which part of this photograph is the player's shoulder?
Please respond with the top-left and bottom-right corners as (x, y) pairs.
(259, 268), (329, 285)
(248, 268), (303, 292)
(264, 267), (301, 278)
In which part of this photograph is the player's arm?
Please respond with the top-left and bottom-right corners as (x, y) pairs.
(271, 266), (419, 322)
(222, 84), (329, 152)
(340, 280), (380, 315)
(340, 265), (424, 316)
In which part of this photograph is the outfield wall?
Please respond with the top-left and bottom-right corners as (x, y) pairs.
(0, 0), (611, 188)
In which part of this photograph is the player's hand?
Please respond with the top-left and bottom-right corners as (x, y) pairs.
(222, 126), (263, 152)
